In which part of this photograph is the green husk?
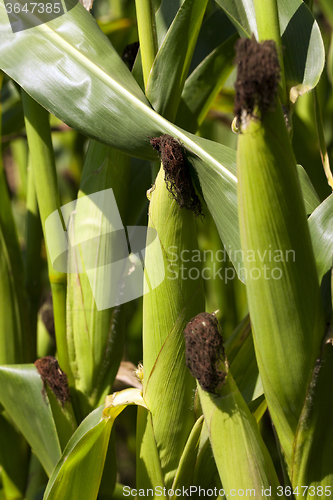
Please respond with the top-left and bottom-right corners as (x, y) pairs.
(237, 101), (325, 469)
(139, 163), (205, 488)
(198, 368), (282, 499)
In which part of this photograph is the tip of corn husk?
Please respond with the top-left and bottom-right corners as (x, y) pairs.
(184, 312), (227, 395)
(234, 36), (280, 130)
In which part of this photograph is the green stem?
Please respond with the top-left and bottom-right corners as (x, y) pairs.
(134, 0), (158, 89)
(11, 138), (28, 200)
(25, 157), (43, 357)
(21, 91), (72, 384)
(253, 0), (287, 106)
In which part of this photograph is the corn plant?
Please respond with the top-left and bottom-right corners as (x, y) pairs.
(0, 0), (333, 499)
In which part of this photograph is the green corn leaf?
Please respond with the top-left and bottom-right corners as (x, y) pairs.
(215, 0), (325, 101)
(221, 313), (263, 405)
(146, 0), (209, 122)
(136, 406), (167, 494)
(296, 165), (321, 214)
(1, 78), (24, 137)
(229, 331), (263, 405)
(0, 4), (157, 160)
(193, 420), (220, 490)
(248, 394), (267, 423)
(25, 453), (48, 500)
(198, 371), (282, 499)
(214, 0), (255, 38)
(44, 388), (147, 500)
(237, 102), (325, 470)
(0, 76), (31, 364)
(0, 202), (30, 364)
(43, 384), (77, 453)
(171, 416), (204, 494)
(0, 365), (62, 476)
(308, 194), (333, 322)
(98, 429), (117, 499)
(224, 314), (251, 364)
(176, 33), (238, 133)
(155, 0), (186, 47)
(189, 5), (237, 72)
(0, 413), (30, 500)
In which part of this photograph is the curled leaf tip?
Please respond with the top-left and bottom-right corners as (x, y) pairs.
(150, 134), (203, 217)
(234, 36), (280, 126)
(184, 312), (226, 395)
(103, 388), (148, 419)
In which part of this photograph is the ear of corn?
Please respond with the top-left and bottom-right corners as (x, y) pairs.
(66, 142), (131, 418)
(198, 368), (281, 499)
(291, 335), (333, 495)
(237, 100), (325, 468)
(139, 163), (205, 488)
